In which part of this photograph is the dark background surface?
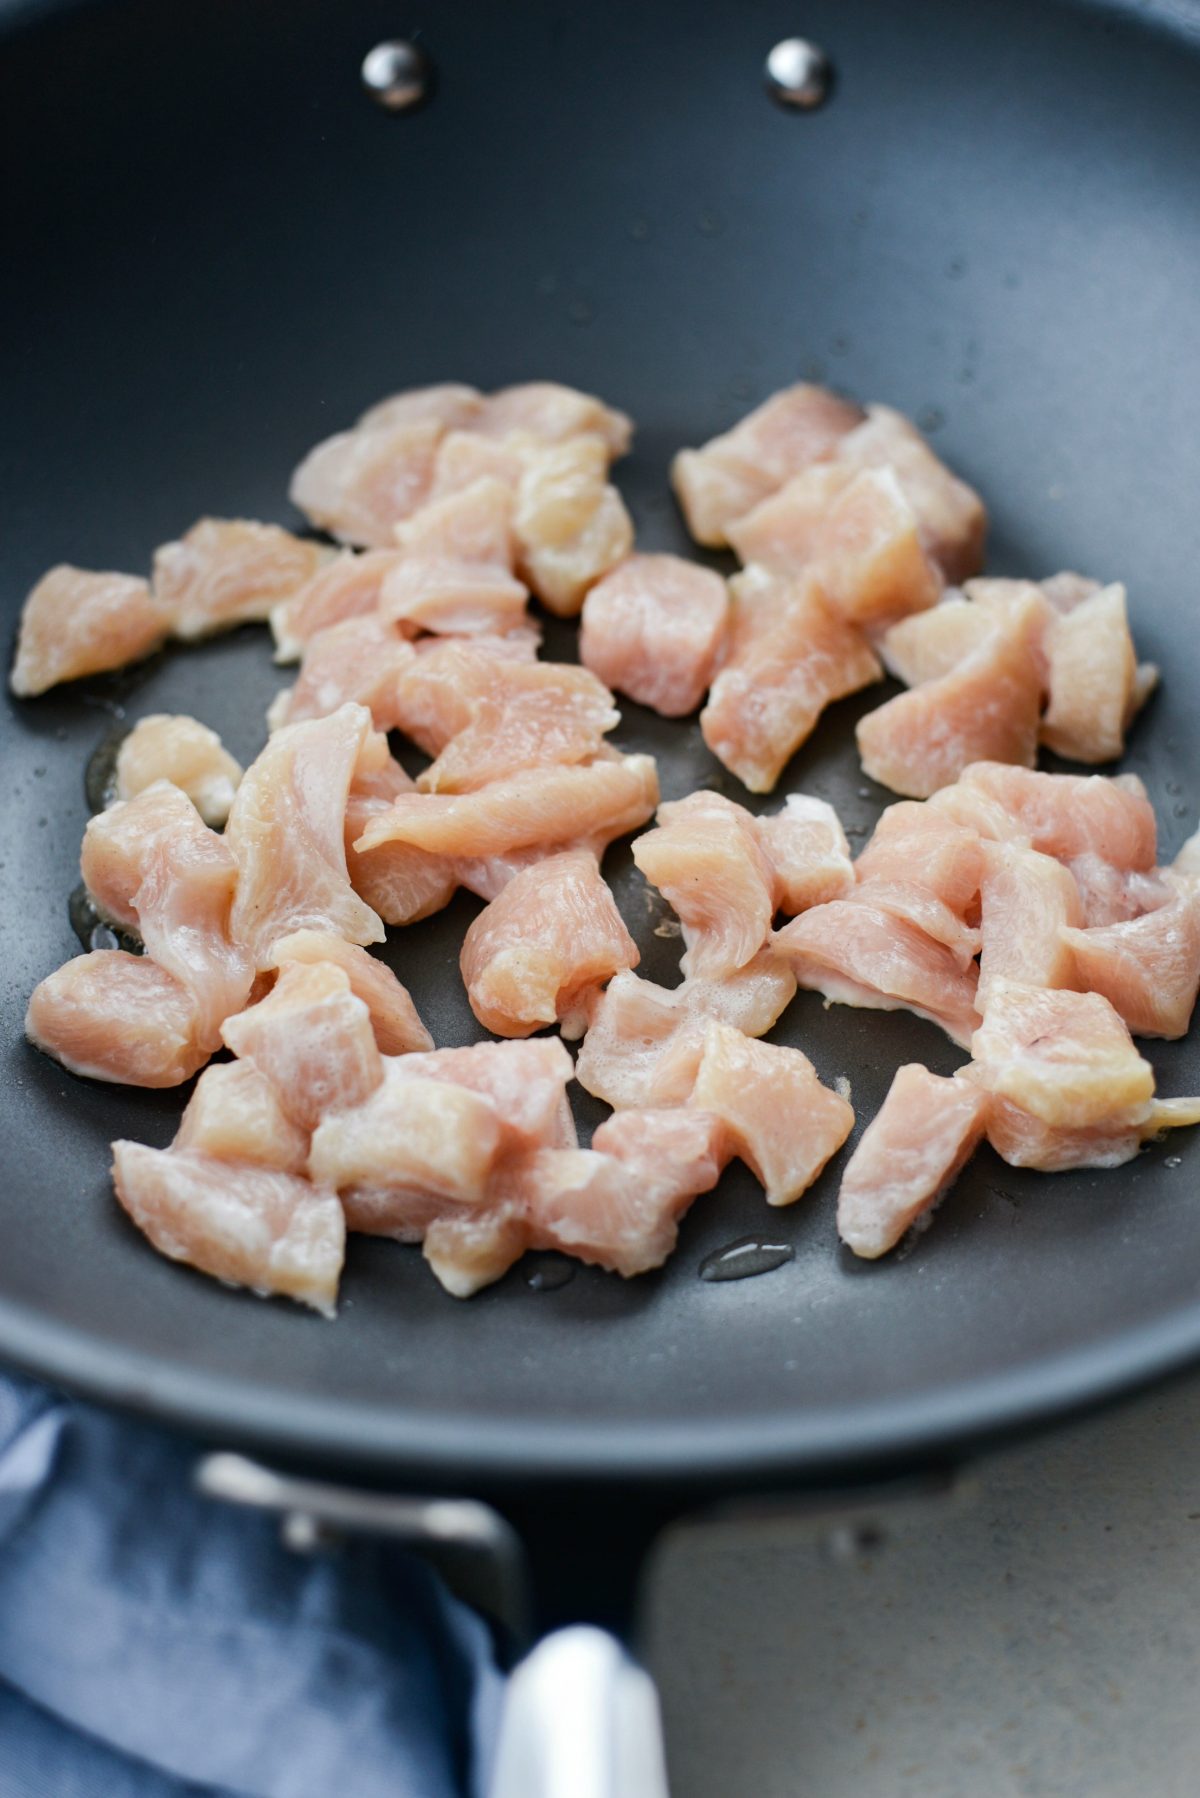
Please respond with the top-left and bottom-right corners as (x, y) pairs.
(1, 0), (1199, 1493)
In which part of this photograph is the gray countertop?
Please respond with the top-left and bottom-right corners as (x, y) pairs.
(648, 1373), (1200, 1796)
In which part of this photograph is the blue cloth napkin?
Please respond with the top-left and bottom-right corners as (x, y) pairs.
(0, 1374), (504, 1797)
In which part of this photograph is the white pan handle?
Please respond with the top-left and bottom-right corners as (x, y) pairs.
(488, 1626), (670, 1798)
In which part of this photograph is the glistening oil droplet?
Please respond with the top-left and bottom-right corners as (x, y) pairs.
(699, 1237), (794, 1283)
(523, 1254), (576, 1292)
(68, 882), (142, 956)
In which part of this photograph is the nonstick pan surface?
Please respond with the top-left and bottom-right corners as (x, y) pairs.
(2, 0), (1199, 1496)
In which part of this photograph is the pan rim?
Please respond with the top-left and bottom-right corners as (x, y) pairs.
(2, 1288), (1199, 1490)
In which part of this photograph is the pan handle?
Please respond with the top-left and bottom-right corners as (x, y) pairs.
(488, 1626), (669, 1798)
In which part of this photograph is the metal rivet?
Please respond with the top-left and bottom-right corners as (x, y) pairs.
(765, 37), (832, 110)
(361, 39), (433, 113)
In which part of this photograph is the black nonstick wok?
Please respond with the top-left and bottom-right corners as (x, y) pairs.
(3, 0), (1200, 1761)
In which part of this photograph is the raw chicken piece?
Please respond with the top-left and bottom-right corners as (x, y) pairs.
(1037, 571), (1102, 612)
(266, 615), (415, 732)
(853, 801), (986, 918)
(289, 418), (444, 547)
(729, 466), (942, 629)
(391, 634), (543, 756)
(81, 780), (252, 1050)
(514, 436), (634, 615)
(175, 1062), (310, 1174)
(353, 753), (659, 861)
(579, 554), (729, 717)
(837, 1065), (987, 1258)
(856, 587), (1044, 798)
(222, 961), (383, 1130)
(574, 952), (797, 1109)
(478, 382), (633, 456)
(270, 550), (402, 663)
(1061, 885), (1200, 1039)
(756, 794), (855, 914)
(685, 1020), (855, 1205)
(393, 1039), (576, 1153)
(10, 566), (170, 696)
(700, 569), (883, 793)
(1040, 583), (1154, 763)
(459, 850), (639, 1037)
(114, 713), (243, 827)
(1065, 853), (1171, 928)
(836, 405), (987, 583)
(422, 1205), (531, 1298)
(956, 764), (1157, 870)
(982, 1090), (1200, 1172)
(226, 703), (385, 965)
(111, 1142), (344, 1316)
(431, 430), (530, 499)
(415, 662), (618, 795)
(381, 477), (531, 638)
(26, 952), (203, 1087)
(851, 879), (981, 971)
(392, 473), (516, 566)
(381, 560), (531, 638)
(499, 1122), (724, 1278)
(357, 383), (484, 434)
(268, 930), (434, 1055)
(632, 793), (776, 979)
(877, 585), (1040, 687)
(310, 1063), (505, 1217)
(773, 898), (981, 1047)
(969, 979), (1153, 1129)
(153, 519), (326, 641)
(671, 385), (865, 547)
(1174, 830), (1200, 884)
(591, 1106), (728, 1195)
(343, 736), (462, 926)
(976, 841), (1083, 1006)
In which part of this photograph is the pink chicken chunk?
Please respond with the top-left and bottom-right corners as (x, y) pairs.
(10, 567), (172, 697)
(837, 1064), (988, 1258)
(580, 553), (729, 717)
(459, 849), (639, 1038)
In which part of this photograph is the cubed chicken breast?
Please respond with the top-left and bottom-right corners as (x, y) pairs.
(774, 898), (981, 1047)
(632, 792), (777, 980)
(514, 436), (634, 614)
(837, 1065), (987, 1258)
(580, 554), (729, 717)
(836, 404), (987, 583)
(114, 713), (243, 827)
(27, 952), (205, 1087)
(267, 614), (416, 732)
(574, 953), (797, 1109)
(112, 1142), (344, 1316)
(955, 764), (1157, 870)
(10, 566), (171, 696)
(174, 1061), (311, 1174)
(288, 418), (444, 547)
(729, 465), (942, 628)
(267, 931), (433, 1055)
(755, 794), (855, 914)
(969, 979), (1154, 1130)
(685, 1020), (855, 1205)
(222, 961), (383, 1131)
(153, 519), (327, 641)
(478, 382), (633, 455)
(671, 384), (865, 546)
(700, 569), (883, 793)
(460, 849), (639, 1037)
(226, 703), (385, 965)
(1040, 582), (1155, 763)
(353, 753), (659, 861)
(856, 587), (1045, 798)
(1061, 883), (1200, 1039)
(976, 841), (1083, 1006)
(270, 549), (404, 664)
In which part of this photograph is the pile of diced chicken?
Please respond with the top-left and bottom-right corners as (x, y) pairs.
(11, 377), (1197, 1316)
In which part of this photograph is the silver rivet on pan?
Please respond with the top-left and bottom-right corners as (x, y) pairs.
(361, 39), (433, 113)
(764, 37), (832, 110)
